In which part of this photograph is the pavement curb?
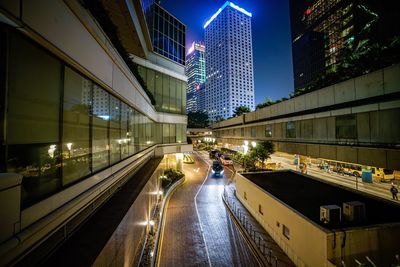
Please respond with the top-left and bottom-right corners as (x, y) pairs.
(152, 176), (186, 267)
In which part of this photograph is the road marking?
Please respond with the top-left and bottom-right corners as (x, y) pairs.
(194, 151), (213, 267)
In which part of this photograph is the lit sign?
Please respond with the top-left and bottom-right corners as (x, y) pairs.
(204, 1), (252, 29)
(196, 85), (200, 91)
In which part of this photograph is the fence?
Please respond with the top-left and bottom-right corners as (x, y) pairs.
(223, 186), (294, 267)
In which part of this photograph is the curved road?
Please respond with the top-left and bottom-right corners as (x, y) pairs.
(158, 152), (259, 267)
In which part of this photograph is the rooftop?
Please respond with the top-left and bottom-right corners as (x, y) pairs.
(243, 171), (400, 230)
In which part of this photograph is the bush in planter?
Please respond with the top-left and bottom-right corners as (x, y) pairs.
(160, 169), (184, 190)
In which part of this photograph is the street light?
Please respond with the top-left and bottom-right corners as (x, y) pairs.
(251, 141), (256, 148)
(66, 142), (73, 158)
(243, 140), (249, 169)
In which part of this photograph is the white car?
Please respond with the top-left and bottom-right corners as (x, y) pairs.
(221, 156), (233, 165)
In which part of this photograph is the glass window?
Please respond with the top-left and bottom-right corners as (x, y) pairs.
(7, 32), (62, 206)
(169, 77), (176, 112)
(251, 127), (256, 137)
(283, 225), (290, 240)
(133, 109), (140, 152)
(163, 123), (170, 143)
(109, 95), (121, 164)
(62, 67), (91, 186)
(336, 115), (357, 139)
(155, 72), (163, 110)
(286, 122), (296, 138)
(120, 102), (129, 159)
(92, 85), (110, 172)
(147, 69), (155, 96)
(128, 107), (135, 155)
(162, 73), (170, 112)
(265, 125), (272, 137)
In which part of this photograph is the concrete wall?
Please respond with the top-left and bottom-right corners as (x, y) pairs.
(93, 161), (162, 267)
(238, 64), (400, 124)
(327, 225), (400, 266)
(236, 173), (400, 267)
(236, 173), (333, 267)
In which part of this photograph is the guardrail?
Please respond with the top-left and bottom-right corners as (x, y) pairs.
(223, 187), (293, 267)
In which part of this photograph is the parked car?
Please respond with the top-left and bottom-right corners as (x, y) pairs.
(212, 160), (224, 177)
(220, 155), (233, 166)
(209, 150), (219, 159)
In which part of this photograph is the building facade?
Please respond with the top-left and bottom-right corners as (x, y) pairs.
(290, 0), (400, 91)
(185, 42), (206, 113)
(204, 1), (255, 121)
(0, 0), (189, 266)
(142, 0), (186, 65)
(212, 65), (400, 171)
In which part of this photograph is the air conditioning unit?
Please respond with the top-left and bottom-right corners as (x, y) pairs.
(343, 201), (366, 222)
(320, 205), (341, 224)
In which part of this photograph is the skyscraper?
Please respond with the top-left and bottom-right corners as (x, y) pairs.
(185, 42), (206, 113)
(204, 1), (255, 121)
(290, 0), (400, 91)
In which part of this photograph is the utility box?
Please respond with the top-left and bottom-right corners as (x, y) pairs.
(320, 205), (341, 224)
(343, 201), (366, 222)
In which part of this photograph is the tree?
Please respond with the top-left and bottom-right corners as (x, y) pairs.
(215, 115), (225, 123)
(233, 105), (251, 117)
(249, 141), (275, 170)
(187, 111), (209, 128)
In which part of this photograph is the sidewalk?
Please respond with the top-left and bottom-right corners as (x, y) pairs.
(223, 183), (295, 267)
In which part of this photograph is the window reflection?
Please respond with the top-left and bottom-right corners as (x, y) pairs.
(92, 85), (110, 172)
(62, 67), (91, 186)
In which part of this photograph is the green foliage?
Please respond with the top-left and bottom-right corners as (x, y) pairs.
(249, 141), (275, 170)
(233, 105), (251, 117)
(160, 168), (184, 190)
(188, 111), (209, 128)
(215, 115), (225, 123)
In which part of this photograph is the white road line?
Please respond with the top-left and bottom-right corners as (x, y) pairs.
(193, 151), (213, 267)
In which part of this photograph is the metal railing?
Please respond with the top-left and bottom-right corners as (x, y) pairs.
(223, 187), (293, 267)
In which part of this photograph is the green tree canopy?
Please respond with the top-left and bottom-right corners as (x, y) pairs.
(249, 141), (275, 169)
(187, 111), (209, 128)
(233, 105), (251, 117)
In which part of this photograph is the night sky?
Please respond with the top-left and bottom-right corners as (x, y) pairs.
(160, 0), (294, 105)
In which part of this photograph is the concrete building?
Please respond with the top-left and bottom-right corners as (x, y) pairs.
(186, 42), (206, 113)
(236, 171), (400, 267)
(0, 0), (190, 266)
(212, 64), (400, 171)
(204, 1), (255, 121)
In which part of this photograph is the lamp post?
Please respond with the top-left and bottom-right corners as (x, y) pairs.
(66, 143), (73, 158)
(243, 140), (249, 169)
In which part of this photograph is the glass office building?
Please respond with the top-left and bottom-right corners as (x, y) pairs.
(0, 28), (186, 207)
(142, 1), (186, 65)
(204, 1), (255, 121)
(185, 42), (206, 113)
(290, 0), (400, 91)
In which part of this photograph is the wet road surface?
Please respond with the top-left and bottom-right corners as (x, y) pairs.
(158, 151), (260, 267)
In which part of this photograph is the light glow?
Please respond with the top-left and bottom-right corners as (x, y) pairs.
(204, 1), (252, 29)
(187, 42), (195, 55)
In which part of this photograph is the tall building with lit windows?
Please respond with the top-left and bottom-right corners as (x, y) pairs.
(185, 42), (206, 113)
(204, 1), (255, 121)
(290, 0), (400, 91)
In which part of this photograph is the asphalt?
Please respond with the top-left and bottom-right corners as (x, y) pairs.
(158, 151), (260, 267)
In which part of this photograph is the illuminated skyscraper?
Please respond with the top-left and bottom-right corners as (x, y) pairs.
(204, 1), (255, 121)
(290, 0), (400, 91)
(185, 42), (206, 113)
